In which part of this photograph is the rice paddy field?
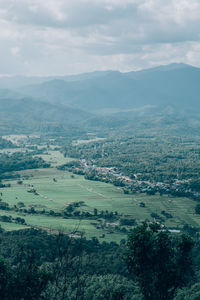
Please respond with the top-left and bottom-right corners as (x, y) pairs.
(0, 149), (200, 242)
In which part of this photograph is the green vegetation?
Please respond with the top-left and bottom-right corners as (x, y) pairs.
(0, 152), (50, 175)
(34, 150), (75, 167)
(126, 222), (194, 300)
(63, 135), (200, 183)
(0, 64), (200, 298)
(0, 133), (199, 246)
(0, 166), (200, 242)
(0, 137), (15, 149)
(0, 224), (199, 300)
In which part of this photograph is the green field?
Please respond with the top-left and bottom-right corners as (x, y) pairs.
(0, 221), (28, 231)
(34, 150), (75, 167)
(72, 137), (106, 146)
(0, 147), (199, 242)
(0, 163), (200, 242)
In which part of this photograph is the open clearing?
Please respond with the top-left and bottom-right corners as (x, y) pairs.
(34, 150), (75, 167)
(72, 137), (106, 146)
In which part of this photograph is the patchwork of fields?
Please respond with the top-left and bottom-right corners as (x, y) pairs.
(0, 149), (200, 242)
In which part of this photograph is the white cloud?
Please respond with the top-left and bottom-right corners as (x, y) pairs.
(10, 47), (20, 56)
(0, 0), (200, 75)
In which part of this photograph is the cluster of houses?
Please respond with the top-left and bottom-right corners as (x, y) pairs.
(71, 159), (200, 200)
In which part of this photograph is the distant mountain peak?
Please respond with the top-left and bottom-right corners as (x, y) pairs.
(151, 63), (192, 71)
(0, 62), (200, 116)
(130, 63), (197, 75)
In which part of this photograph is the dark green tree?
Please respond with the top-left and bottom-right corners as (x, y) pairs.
(0, 258), (10, 299)
(195, 204), (200, 214)
(126, 222), (194, 300)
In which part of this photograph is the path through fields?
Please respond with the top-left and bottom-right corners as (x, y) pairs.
(77, 183), (107, 198)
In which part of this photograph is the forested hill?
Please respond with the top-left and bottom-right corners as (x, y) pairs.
(0, 98), (93, 134)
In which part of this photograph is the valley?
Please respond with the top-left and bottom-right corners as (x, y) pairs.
(1, 2), (200, 298)
(0, 63), (200, 299)
(0, 134), (200, 243)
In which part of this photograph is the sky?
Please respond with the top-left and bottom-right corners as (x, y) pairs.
(0, 0), (200, 76)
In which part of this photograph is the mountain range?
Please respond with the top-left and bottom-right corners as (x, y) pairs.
(0, 63), (200, 134)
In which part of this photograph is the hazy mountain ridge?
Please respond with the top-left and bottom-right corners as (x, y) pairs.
(17, 72), (164, 111)
(0, 63), (200, 134)
(4, 63), (199, 113)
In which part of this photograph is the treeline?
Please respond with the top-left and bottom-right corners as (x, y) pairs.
(0, 137), (15, 149)
(0, 152), (50, 175)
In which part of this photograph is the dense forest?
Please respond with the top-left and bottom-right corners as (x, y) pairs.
(0, 138), (15, 149)
(0, 223), (200, 300)
(0, 152), (50, 177)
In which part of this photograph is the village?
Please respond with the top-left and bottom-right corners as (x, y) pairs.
(63, 159), (200, 201)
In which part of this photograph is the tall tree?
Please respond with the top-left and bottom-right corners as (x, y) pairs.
(126, 222), (194, 300)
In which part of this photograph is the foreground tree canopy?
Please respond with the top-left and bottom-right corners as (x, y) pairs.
(0, 225), (198, 299)
(126, 222), (194, 300)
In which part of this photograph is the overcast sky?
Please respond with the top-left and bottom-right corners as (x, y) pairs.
(0, 0), (200, 76)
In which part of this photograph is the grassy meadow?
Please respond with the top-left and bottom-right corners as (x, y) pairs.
(34, 150), (75, 167)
